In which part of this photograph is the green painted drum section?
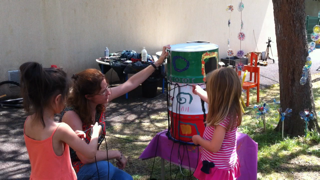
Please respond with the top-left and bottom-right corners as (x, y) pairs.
(166, 43), (219, 84)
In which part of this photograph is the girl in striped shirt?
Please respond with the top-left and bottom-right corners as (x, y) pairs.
(192, 67), (242, 180)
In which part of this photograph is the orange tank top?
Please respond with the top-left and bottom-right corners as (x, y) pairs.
(24, 117), (77, 180)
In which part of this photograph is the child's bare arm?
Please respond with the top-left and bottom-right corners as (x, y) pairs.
(192, 85), (208, 103)
(57, 122), (101, 159)
(192, 125), (226, 153)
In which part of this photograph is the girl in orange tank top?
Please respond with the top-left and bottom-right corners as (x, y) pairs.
(21, 62), (101, 179)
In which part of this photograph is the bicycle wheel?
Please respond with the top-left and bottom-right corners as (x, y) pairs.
(0, 81), (23, 108)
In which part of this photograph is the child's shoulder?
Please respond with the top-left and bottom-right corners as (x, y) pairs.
(218, 115), (231, 128)
(54, 122), (74, 134)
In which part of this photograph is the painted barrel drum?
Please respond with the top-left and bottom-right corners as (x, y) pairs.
(168, 83), (207, 142)
(167, 43), (219, 84)
(168, 83), (208, 114)
(166, 43), (218, 143)
(169, 111), (206, 142)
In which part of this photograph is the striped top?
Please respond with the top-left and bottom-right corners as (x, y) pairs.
(200, 115), (238, 170)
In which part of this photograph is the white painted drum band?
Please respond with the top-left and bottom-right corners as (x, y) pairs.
(168, 83), (208, 115)
(170, 43), (219, 52)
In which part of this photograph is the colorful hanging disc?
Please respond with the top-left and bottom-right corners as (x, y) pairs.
(311, 32), (320, 42)
(307, 56), (311, 61)
(309, 42), (316, 49)
(313, 25), (320, 34)
(305, 56), (312, 69)
(238, 2), (244, 11)
(226, 5), (234, 12)
(238, 32), (245, 41)
(237, 50), (245, 58)
(309, 42), (316, 52)
(227, 49), (234, 57)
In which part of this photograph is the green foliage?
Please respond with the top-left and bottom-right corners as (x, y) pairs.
(306, 129), (320, 143)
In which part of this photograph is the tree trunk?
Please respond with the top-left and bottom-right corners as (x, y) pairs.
(272, 0), (320, 136)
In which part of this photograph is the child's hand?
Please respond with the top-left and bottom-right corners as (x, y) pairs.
(92, 122), (102, 134)
(192, 85), (202, 95)
(192, 135), (201, 145)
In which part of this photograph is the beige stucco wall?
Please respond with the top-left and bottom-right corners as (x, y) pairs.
(306, 0), (320, 16)
(0, 0), (276, 82)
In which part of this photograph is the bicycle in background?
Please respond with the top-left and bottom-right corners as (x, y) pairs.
(0, 81), (23, 108)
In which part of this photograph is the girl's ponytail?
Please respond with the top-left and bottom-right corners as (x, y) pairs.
(20, 62), (45, 112)
(20, 62), (69, 127)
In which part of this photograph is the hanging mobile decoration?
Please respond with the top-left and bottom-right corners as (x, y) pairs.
(300, 57), (312, 85)
(305, 56), (312, 69)
(226, 4), (233, 59)
(313, 25), (320, 34)
(311, 32), (320, 42)
(227, 49), (234, 57)
(226, 5), (234, 12)
(237, 50), (245, 58)
(238, 32), (245, 41)
(254, 103), (270, 131)
(238, 2), (244, 11)
(309, 42), (316, 53)
(300, 66), (309, 85)
(300, 24), (319, 86)
(299, 109), (314, 137)
(316, 39), (320, 48)
(278, 108), (292, 139)
(237, 1), (245, 58)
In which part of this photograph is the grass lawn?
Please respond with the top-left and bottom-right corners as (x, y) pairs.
(100, 75), (320, 180)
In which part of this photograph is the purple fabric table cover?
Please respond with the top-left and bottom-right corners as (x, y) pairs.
(139, 130), (258, 180)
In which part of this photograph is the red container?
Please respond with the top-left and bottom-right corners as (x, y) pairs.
(169, 111), (206, 142)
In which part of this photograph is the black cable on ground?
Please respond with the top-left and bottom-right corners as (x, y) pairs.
(94, 156), (100, 180)
(169, 139), (175, 180)
(166, 82), (202, 179)
(104, 138), (109, 180)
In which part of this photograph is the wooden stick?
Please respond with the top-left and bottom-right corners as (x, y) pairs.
(305, 121), (308, 137)
(0, 94), (6, 99)
(282, 120), (284, 139)
(263, 115), (266, 131)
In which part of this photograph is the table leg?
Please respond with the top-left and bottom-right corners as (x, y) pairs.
(125, 74), (128, 99)
(162, 78), (165, 94)
(161, 158), (165, 180)
(161, 65), (165, 94)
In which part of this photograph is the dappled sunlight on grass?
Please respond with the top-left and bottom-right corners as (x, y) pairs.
(239, 76), (320, 179)
(101, 76), (320, 179)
